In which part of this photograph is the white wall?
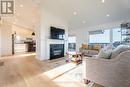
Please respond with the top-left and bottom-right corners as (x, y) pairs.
(68, 36), (76, 43)
(0, 22), (12, 56)
(69, 19), (130, 51)
(69, 28), (88, 51)
(0, 26), (1, 57)
(36, 9), (68, 60)
(12, 25), (33, 39)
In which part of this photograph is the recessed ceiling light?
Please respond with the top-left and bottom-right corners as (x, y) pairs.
(106, 14), (110, 17)
(101, 0), (105, 3)
(20, 5), (23, 8)
(82, 21), (86, 24)
(73, 12), (77, 15)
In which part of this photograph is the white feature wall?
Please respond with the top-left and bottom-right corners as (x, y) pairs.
(0, 26), (1, 57)
(68, 36), (76, 43)
(36, 9), (68, 60)
(0, 22), (12, 56)
(69, 28), (88, 51)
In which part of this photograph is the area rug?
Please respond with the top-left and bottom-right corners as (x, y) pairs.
(64, 64), (94, 87)
(43, 63), (77, 80)
(40, 58), (96, 87)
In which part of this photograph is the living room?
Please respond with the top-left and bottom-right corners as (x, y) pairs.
(0, 0), (130, 87)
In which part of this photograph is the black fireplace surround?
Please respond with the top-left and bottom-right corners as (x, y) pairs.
(50, 44), (64, 60)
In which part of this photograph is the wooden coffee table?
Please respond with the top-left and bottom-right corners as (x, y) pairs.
(66, 52), (83, 65)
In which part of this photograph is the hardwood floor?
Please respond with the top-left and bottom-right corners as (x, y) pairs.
(0, 53), (103, 87)
(0, 53), (83, 87)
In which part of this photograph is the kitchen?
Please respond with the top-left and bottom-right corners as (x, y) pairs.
(12, 25), (36, 54)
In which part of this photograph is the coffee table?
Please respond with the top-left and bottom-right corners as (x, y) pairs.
(66, 52), (83, 65)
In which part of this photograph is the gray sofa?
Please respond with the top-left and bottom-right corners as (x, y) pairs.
(83, 50), (130, 87)
(80, 49), (99, 57)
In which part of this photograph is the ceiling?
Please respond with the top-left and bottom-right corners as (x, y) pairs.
(2, 0), (130, 30)
(42, 0), (130, 29)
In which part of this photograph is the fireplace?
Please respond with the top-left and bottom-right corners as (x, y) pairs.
(50, 44), (64, 60)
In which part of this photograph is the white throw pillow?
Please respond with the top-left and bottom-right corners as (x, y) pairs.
(103, 44), (113, 51)
(97, 49), (112, 59)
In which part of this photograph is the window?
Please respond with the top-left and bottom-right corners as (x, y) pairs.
(88, 27), (130, 47)
(89, 30), (110, 44)
(112, 28), (121, 47)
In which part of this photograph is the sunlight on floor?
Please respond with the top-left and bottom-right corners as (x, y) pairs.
(41, 63), (77, 80)
(39, 61), (95, 87)
(0, 53), (36, 59)
(39, 63), (88, 87)
(17, 53), (36, 57)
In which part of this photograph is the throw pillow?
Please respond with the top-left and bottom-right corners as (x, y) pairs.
(82, 44), (88, 49)
(103, 44), (113, 51)
(93, 44), (101, 51)
(98, 49), (112, 59)
(111, 45), (130, 58)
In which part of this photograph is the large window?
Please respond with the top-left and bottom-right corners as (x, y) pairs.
(89, 30), (110, 44)
(89, 27), (122, 47)
(112, 28), (121, 47)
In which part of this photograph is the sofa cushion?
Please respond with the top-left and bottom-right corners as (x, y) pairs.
(83, 50), (89, 54)
(88, 50), (99, 55)
(111, 45), (130, 59)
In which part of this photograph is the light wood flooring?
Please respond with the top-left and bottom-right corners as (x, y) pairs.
(0, 53), (103, 87)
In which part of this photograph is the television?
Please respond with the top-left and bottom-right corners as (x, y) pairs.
(50, 27), (65, 40)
